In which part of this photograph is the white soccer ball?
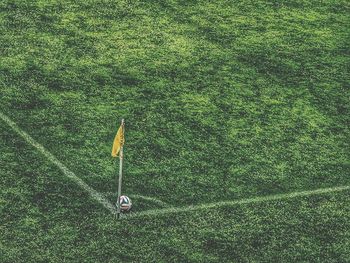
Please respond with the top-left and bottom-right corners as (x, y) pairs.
(117, 195), (132, 212)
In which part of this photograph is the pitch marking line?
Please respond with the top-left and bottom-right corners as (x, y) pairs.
(123, 184), (350, 219)
(130, 194), (168, 207)
(0, 111), (118, 216)
(2, 111), (349, 221)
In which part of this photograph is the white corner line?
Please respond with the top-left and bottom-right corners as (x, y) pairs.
(2, 111), (349, 221)
(130, 194), (169, 207)
(123, 184), (350, 219)
(0, 111), (117, 216)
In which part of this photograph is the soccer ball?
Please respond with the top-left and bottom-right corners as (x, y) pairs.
(117, 195), (132, 212)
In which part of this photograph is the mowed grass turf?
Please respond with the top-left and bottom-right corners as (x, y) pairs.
(0, 0), (349, 261)
(1, 122), (350, 262)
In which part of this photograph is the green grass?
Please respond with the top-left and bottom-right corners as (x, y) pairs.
(1, 0), (349, 261)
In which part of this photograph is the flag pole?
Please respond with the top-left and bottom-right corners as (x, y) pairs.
(116, 119), (125, 219)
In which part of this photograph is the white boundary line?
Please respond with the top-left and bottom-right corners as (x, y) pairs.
(2, 111), (350, 221)
(130, 194), (168, 207)
(0, 111), (117, 216)
(123, 184), (350, 219)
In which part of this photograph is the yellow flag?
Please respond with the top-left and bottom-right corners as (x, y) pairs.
(111, 123), (124, 157)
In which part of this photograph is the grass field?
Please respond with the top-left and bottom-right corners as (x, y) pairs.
(1, 0), (349, 262)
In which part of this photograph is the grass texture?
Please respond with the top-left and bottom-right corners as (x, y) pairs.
(0, 0), (349, 262)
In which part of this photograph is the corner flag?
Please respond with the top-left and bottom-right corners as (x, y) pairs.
(111, 120), (125, 158)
